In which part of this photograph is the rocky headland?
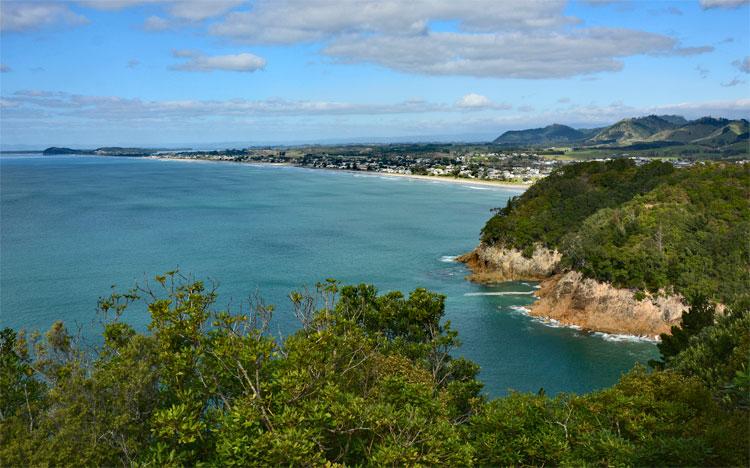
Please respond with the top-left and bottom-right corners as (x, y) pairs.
(458, 244), (687, 337)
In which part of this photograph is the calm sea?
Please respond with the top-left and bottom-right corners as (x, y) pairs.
(0, 154), (657, 396)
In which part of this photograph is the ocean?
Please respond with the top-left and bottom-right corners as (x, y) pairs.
(0, 154), (657, 396)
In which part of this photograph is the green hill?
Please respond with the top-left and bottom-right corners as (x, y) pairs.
(588, 115), (681, 145)
(491, 115), (748, 152)
(481, 160), (750, 303)
(493, 123), (594, 146)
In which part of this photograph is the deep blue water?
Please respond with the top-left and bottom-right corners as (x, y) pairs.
(0, 154), (657, 397)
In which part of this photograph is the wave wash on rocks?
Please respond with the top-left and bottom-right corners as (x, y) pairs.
(458, 243), (686, 337)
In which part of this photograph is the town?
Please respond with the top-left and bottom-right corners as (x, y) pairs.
(154, 144), (702, 184)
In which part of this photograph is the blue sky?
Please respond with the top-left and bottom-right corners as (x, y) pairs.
(0, 0), (748, 148)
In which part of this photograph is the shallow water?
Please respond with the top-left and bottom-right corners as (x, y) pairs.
(0, 154), (657, 397)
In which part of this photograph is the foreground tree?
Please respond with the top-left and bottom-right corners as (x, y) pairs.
(0, 272), (747, 466)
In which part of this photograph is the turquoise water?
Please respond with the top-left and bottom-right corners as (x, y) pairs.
(0, 154), (657, 397)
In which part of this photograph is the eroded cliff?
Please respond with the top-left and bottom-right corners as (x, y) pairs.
(458, 243), (686, 337)
(456, 244), (561, 283)
(530, 271), (686, 337)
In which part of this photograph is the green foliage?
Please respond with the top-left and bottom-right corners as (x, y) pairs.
(1, 273), (747, 465)
(653, 295), (716, 367)
(482, 161), (749, 304)
(667, 301), (750, 408)
(482, 159), (676, 249)
(468, 367), (748, 467)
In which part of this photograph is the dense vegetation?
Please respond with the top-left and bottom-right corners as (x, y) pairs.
(482, 160), (750, 303)
(1, 273), (748, 465)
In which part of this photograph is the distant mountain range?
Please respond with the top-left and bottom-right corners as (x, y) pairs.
(493, 115), (749, 149)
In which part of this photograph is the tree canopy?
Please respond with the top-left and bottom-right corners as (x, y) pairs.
(481, 160), (749, 303)
(1, 273), (747, 466)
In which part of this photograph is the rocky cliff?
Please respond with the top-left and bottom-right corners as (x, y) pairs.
(459, 243), (686, 337)
(530, 271), (686, 337)
(456, 244), (561, 283)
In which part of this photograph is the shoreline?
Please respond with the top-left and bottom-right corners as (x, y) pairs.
(150, 155), (531, 189)
(149, 156), (293, 166)
(347, 170), (531, 189)
(507, 304), (660, 343)
(455, 246), (672, 342)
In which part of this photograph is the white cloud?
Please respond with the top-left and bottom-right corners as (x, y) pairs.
(170, 50), (266, 72)
(733, 57), (750, 74)
(3, 91), (748, 146)
(455, 93), (511, 110)
(456, 93), (491, 108)
(5, 90), (747, 127)
(648, 98), (750, 117)
(166, 0), (243, 20)
(699, 0), (749, 9)
(211, 0), (574, 44)
(0, 2), (89, 32)
(143, 15), (171, 31)
(0, 64), (11, 73)
(324, 29), (709, 79)
(1, 90), (452, 120)
(209, 0), (711, 79)
(77, 0), (165, 11)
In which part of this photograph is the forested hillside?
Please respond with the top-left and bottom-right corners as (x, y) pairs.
(493, 115), (748, 150)
(1, 273), (748, 465)
(481, 160), (750, 304)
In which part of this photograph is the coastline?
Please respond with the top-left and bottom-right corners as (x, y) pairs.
(456, 245), (679, 341)
(149, 155), (532, 190)
(149, 156), (292, 166)
(350, 171), (531, 189)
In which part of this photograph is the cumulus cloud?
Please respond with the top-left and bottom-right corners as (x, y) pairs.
(0, 64), (11, 73)
(324, 29), (709, 79)
(211, 0), (574, 43)
(455, 93), (511, 110)
(456, 93), (491, 108)
(699, 0), (749, 8)
(143, 15), (171, 31)
(170, 50), (266, 73)
(166, 0), (244, 20)
(77, 0), (164, 11)
(0, 2), (89, 32)
(81, 0), (243, 22)
(733, 57), (750, 73)
(208, 1), (711, 79)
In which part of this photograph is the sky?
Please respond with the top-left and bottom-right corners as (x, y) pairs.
(0, 0), (748, 148)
